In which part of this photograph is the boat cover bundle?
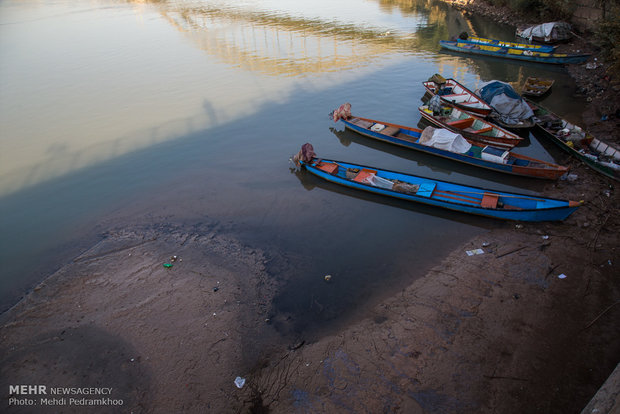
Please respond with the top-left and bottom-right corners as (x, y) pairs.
(517, 22), (572, 43)
(478, 81), (534, 126)
(420, 126), (471, 153)
(292, 143), (316, 167)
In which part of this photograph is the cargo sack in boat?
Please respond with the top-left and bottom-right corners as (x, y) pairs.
(428, 73), (447, 85)
(428, 95), (442, 115)
(420, 126), (472, 154)
(360, 173), (394, 190)
(393, 181), (420, 194)
(437, 87), (454, 96)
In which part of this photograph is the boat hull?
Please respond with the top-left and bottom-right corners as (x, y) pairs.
(342, 116), (566, 180)
(423, 78), (492, 116)
(302, 158), (580, 221)
(464, 36), (556, 52)
(527, 99), (620, 181)
(522, 77), (554, 97)
(440, 40), (590, 65)
(418, 106), (522, 150)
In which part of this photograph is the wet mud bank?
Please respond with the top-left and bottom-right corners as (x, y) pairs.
(0, 222), (282, 413)
(1, 165), (618, 413)
(243, 173), (619, 413)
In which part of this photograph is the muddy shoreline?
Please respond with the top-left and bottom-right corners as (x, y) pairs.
(1, 187), (617, 413)
(2, 3), (620, 414)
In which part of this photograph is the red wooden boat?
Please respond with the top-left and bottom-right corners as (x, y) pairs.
(423, 77), (492, 116)
(419, 103), (523, 150)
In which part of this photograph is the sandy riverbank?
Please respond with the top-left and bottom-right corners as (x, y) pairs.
(1, 161), (618, 413)
(0, 222), (282, 413)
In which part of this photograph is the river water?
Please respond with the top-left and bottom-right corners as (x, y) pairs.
(0, 0), (585, 332)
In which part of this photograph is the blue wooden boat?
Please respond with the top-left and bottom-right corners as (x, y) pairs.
(340, 115), (568, 179)
(459, 36), (556, 52)
(440, 40), (590, 65)
(298, 149), (581, 222)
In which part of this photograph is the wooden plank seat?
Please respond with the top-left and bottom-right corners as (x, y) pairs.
(416, 183), (436, 197)
(481, 192), (499, 208)
(315, 162), (339, 175)
(351, 118), (373, 129)
(447, 118), (475, 129)
(396, 132), (418, 142)
(445, 93), (471, 103)
(379, 126), (400, 136)
(473, 126), (494, 134)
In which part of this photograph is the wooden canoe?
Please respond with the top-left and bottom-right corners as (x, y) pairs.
(418, 104), (523, 150)
(339, 115), (568, 180)
(522, 77), (554, 97)
(440, 40), (590, 65)
(459, 36), (556, 52)
(300, 154), (581, 221)
(423, 78), (493, 116)
(527, 99), (620, 181)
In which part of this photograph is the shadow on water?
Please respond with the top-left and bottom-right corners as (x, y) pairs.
(266, 165), (498, 341)
(290, 167), (498, 228)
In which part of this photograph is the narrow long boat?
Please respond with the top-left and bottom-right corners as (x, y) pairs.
(522, 77), (554, 97)
(459, 36), (556, 52)
(527, 99), (620, 181)
(422, 78), (493, 116)
(418, 104), (523, 150)
(440, 40), (590, 65)
(340, 115), (567, 179)
(299, 154), (581, 221)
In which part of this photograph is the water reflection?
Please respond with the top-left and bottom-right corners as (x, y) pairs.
(1, 0), (588, 316)
(136, 0), (454, 77)
(1, 0), (477, 197)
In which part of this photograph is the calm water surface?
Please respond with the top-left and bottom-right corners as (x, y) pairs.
(0, 0), (585, 333)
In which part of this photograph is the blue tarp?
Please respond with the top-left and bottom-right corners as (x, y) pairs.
(478, 81), (534, 125)
(479, 81), (522, 102)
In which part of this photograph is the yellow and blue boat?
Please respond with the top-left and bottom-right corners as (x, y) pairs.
(440, 40), (590, 65)
(459, 36), (556, 52)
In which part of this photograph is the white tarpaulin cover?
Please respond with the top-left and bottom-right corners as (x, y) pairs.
(420, 127), (472, 153)
(478, 81), (534, 125)
(517, 22), (572, 43)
